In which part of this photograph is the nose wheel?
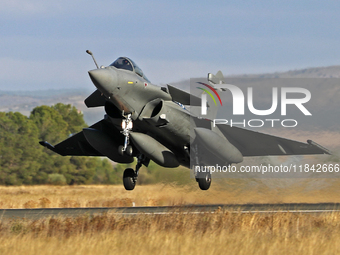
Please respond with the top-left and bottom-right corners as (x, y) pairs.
(118, 114), (133, 156)
(119, 144), (133, 156)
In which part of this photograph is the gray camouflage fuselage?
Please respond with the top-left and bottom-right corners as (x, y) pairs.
(89, 65), (193, 167)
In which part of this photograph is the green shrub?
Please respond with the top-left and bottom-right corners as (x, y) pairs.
(47, 173), (67, 185)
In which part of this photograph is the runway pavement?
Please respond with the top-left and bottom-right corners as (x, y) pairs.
(1, 203), (340, 220)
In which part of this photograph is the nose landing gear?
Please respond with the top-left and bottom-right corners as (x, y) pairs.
(118, 114), (133, 156)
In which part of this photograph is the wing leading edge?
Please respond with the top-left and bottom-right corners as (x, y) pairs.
(39, 125), (102, 157)
(40, 119), (133, 163)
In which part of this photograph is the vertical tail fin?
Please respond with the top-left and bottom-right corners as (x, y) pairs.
(191, 71), (226, 120)
(208, 70), (225, 85)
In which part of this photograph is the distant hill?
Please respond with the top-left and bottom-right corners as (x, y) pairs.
(170, 64), (340, 90)
(239, 65), (340, 78)
(0, 89), (104, 125)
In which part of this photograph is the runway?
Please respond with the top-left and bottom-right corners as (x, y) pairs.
(1, 203), (340, 220)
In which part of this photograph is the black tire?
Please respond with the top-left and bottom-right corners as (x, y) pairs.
(118, 145), (125, 156)
(198, 172), (211, 190)
(123, 168), (136, 190)
(126, 145), (133, 156)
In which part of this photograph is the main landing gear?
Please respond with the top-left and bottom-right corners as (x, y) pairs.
(193, 143), (212, 190)
(117, 113), (141, 191)
(123, 155), (147, 190)
(196, 171), (211, 190)
(118, 115), (211, 191)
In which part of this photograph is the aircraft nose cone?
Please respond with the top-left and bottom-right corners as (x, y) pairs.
(88, 68), (116, 95)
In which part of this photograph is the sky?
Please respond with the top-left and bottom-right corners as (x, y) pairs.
(1, 0), (340, 90)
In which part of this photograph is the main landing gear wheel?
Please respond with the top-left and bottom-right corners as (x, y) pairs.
(122, 155), (147, 191)
(197, 172), (211, 190)
(123, 168), (136, 190)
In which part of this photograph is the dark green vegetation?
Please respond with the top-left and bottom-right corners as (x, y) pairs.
(0, 104), (189, 186)
(0, 103), (101, 185)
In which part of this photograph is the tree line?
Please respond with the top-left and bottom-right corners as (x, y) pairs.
(0, 103), (189, 186)
(0, 104), (127, 185)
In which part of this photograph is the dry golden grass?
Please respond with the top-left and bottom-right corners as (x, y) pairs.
(1, 178), (340, 209)
(1, 212), (340, 255)
(0, 182), (340, 254)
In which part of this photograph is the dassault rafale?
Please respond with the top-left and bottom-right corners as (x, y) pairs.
(40, 51), (330, 190)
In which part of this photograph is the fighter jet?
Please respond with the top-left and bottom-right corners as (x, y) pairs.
(40, 51), (330, 190)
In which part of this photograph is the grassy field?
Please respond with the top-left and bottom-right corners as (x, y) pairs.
(1, 183), (340, 254)
(1, 211), (340, 254)
(1, 178), (340, 209)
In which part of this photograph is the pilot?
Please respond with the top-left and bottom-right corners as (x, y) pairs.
(122, 59), (131, 68)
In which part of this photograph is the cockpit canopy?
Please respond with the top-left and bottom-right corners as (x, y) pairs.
(110, 57), (150, 83)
